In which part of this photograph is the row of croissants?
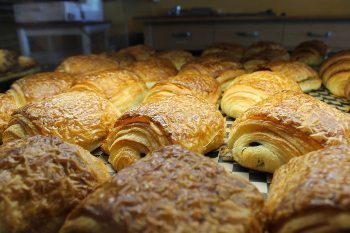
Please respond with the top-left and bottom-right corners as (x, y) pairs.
(0, 41), (349, 233)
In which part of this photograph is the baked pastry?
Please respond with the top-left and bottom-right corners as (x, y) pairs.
(60, 145), (265, 233)
(104, 94), (225, 171)
(0, 135), (110, 233)
(99, 51), (136, 67)
(291, 40), (328, 66)
(243, 49), (290, 72)
(71, 69), (147, 113)
(243, 41), (287, 61)
(228, 91), (350, 173)
(202, 42), (245, 61)
(0, 49), (17, 73)
(221, 71), (301, 118)
(265, 145), (350, 233)
(144, 71), (220, 104)
(0, 93), (21, 143)
(156, 50), (194, 70)
(127, 57), (178, 88)
(118, 44), (155, 61)
(264, 61), (321, 92)
(216, 68), (247, 92)
(56, 55), (118, 76)
(319, 50), (350, 96)
(2, 91), (120, 151)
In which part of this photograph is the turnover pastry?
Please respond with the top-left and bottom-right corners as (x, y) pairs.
(264, 61), (321, 92)
(127, 57), (178, 88)
(71, 69), (147, 113)
(104, 94), (225, 171)
(2, 91), (120, 151)
(56, 54), (118, 76)
(202, 42), (245, 61)
(228, 91), (350, 173)
(156, 50), (194, 70)
(0, 135), (110, 233)
(60, 145), (265, 233)
(117, 44), (155, 61)
(291, 40), (328, 66)
(144, 70), (220, 104)
(221, 71), (301, 118)
(265, 145), (350, 233)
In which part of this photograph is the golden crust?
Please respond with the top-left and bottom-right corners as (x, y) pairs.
(60, 145), (265, 233)
(216, 68), (247, 92)
(202, 42), (245, 60)
(156, 50), (194, 70)
(319, 50), (350, 76)
(0, 135), (110, 233)
(55, 55), (118, 76)
(118, 44), (156, 61)
(71, 69), (147, 113)
(0, 92), (21, 142)
(2, 91), (120, 151)
(243, 41), (286, 61)
(265, 145), (350, 233)
(127, 57), (178, 88)
(295, 40), (328, 56)
(105, 94), (225, 171)
(221, 71), (301, 118)
(99, 51), (136, 67)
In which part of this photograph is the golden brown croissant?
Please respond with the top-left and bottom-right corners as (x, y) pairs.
(104, 94), (225, 171)
(99, 51), (136, 67)
(144, 71), (220, 104)
(0, 93), (21, 143)
(60, 145), (265, 233)
(264, 61), (321, 92)
(71, 69), (147, 113)
(55, 54), (118, 76)
(265, 145), (350, 233)
(202, 42), (245, 61)
(127, 57), (178, 88)
(228, 91), (350, 173)
(243, 41), (287, 61)
(221, 71), (301, 118)
(2, 91), (120, 151)
(243, 49), (290, 72)
(291, 40), (328, 66)
(117, 44), (156, 61)
(216, 68), (247, 92)
(156, 50), (194, 70)
(0, 135), (110, 233)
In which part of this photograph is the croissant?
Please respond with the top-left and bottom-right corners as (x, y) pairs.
(265, 145), (350, 233)
(243, 49), (290, 72)
(221, 71), (301, 118)
(55, 54), (118, 76)
(216, 68), (247, 92)
(60, 145), (265, 233)
(156, 50), (194, 70)
(144, 70), (220, 104)
(228, 91), (350, 173)
(71, 69), (147, 113)
(117, 44), (155, 61)
(104, 94), (225, 171)
(2, 91), (120, 151)
(127, 57), (178, 88)
(0, 135), (110, 233)
(99, 51), (136, 67)
(202, 42), (245, 61)
(0, 93), (21, 143)
(291, 40), (328, 66)
(264, 61), (321, 92)
(243, 41), (287, 61)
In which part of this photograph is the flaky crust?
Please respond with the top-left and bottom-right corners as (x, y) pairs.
(60, 145), (265, 233)
(118, 44), (156, 61)
(55, 55), (118, 76)
(71, 69), (147, 113)
(216, 68), (247, 92)
(157, 50), (194, 70)
(202, 42), (245, 60)
(295, 40), (328, 56)
(243, 41), (286, 61)
(0, 135), (110, 233)
(319, 50), (350, 76)
(265, 145), (350, 233)
(99, 51), (136, 67)
(0, 93), (21, 142)
(2, 91), (120, 151)
(221, 71), (301, 118)
(128, 57), (178, 88)
(105, 94), (225, 171)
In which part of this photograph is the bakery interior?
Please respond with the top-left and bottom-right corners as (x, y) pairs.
(1, 0), (350, 232)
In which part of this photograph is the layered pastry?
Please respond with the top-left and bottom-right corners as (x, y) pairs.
(243, 41), (287, 61)
(60, 145), (265, 233)
(264, 61), (321, 92)
(221, 71), (301, 118)
(144, 70), (220, 104)
(156, 50), (194, 70)
(216, 68), (247, 92)
(99, 51), (136, 67)
(71, 69), (147, 113)
(127, 57), (178, 88)
(0, 49), (37, 73)
(319, 50), (350, 96)
(117, 44), (156, 61)
(56, 54), (118, 76)
(0, 135), (110, 233)
(2, 91), (120, 151)
(0, 93), (21, 143)
(103, 94), (225, 171)
(202, 42), (245, 61)
(265, 145), (350, 233)
(291, 40), (328, 66)
(228, 91), (350, 173)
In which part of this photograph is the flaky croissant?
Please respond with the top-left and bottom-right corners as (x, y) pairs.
(202, 42), (245, 61)
(265, 145), (350, 233)
(228, 91), (350, 173)
(216, 68), (246, 92)
(2, 91), (120, 151)
(156, 50), (194, 70)
(104, 94), (225, 171)
(99, 51), (136, 67)
(0, 135), (110, 233)
(71, 69), (147, 113)
(291, 40), (328, 66)
(221, 71), (301, 118)
(117, 44), (156, 61)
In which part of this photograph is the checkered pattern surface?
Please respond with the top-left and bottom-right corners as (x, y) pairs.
(94, 86), (350, 197)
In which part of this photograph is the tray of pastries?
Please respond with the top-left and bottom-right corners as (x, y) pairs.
(1, 41), (350, 232)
